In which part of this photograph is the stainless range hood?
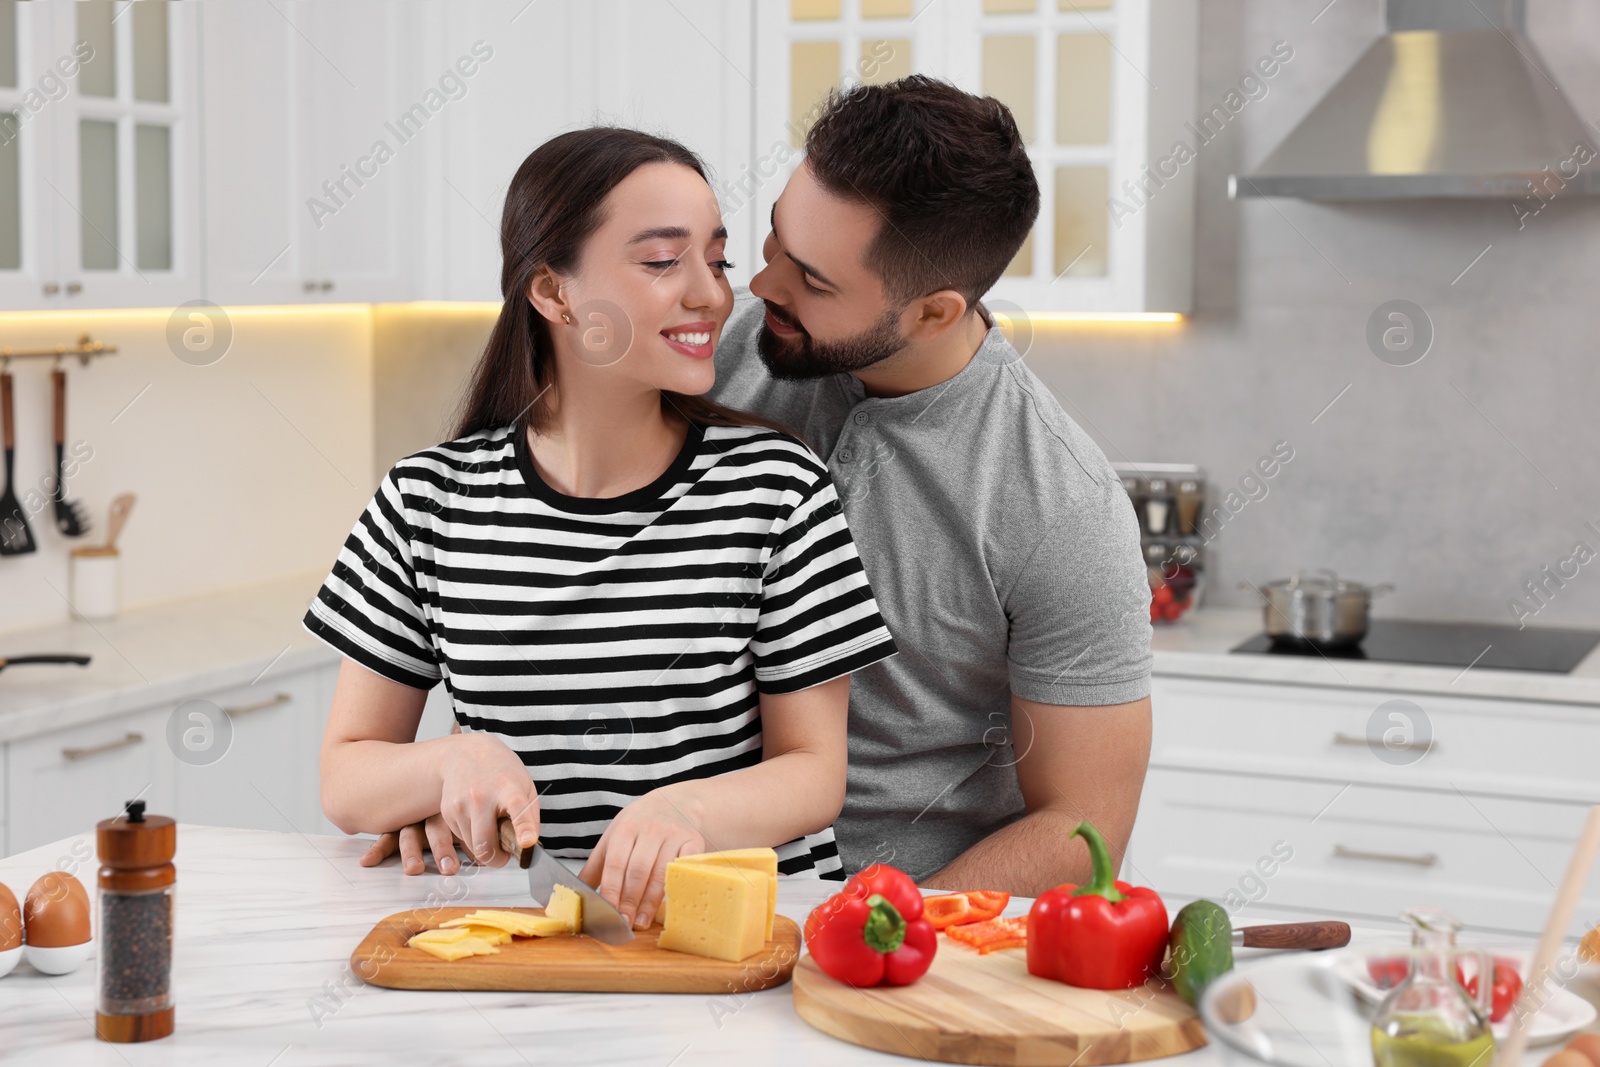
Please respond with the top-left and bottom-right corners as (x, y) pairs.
(1231, 0), (1600, 200)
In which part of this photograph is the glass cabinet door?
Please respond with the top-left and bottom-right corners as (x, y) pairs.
(0, 0), (59, 305)
(45, 0), (192, 307)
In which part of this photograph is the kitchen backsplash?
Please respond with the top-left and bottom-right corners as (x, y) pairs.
(0, 307), (375, 633)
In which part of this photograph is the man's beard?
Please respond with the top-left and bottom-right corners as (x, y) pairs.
(756, 300), (909, 380)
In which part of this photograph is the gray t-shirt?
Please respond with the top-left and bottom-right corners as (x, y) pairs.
(707, 290), (1153, 880)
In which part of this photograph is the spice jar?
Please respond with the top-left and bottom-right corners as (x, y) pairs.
(95, 800), (175, 1043)
(1143, 478), (1173, 536)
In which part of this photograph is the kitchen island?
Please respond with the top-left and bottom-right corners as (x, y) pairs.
(2, 824), (1591, 1066)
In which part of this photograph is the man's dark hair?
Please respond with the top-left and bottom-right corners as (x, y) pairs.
(803, 75), (1040, 309)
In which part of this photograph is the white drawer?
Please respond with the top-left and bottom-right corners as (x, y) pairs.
(7, 706), (176, 856)
(1151, 676), (1600, 803)
(1128, 766), (1600, 938)
(175, 669), (321, 834)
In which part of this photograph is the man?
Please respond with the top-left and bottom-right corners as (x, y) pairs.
(701, 77), (1153, 894)
(367, 76), (1153, 895)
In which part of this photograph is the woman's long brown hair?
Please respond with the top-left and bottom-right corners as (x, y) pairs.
(451, 127), (786, 441)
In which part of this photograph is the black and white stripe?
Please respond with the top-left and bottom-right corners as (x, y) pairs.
(304, 420), (897, 876)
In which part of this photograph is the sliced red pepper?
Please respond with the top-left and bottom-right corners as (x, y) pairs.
(1026, 822), (1169, 990)
(923, 894), (973, 930)
(946, 915), (1028, 953)
(961, 890), (1010, 923)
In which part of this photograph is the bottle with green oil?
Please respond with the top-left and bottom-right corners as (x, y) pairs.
(1371, 908), (1495, 1067)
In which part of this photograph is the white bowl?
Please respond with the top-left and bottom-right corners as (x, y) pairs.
(0, 945), (20, 978)
(26, 939), (91, 975)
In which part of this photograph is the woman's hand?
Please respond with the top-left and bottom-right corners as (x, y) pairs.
(578, 785), (706, 930)
(359, 812), (464, 875)
(437, 731), (542, 866)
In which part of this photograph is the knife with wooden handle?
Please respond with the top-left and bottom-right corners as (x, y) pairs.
(1233, 921), (1350, 951)
(495, 817), (634, 945)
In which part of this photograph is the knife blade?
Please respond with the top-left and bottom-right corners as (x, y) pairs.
(496, 817), (635, 945)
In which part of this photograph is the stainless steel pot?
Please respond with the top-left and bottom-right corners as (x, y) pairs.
(1240, 570), (1394, 648)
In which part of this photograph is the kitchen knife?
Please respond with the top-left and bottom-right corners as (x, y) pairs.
(1233, 921), (1350, 950)
(496, 817), (634, 945)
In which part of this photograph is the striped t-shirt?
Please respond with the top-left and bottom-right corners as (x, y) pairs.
(302, 419), (897, 877)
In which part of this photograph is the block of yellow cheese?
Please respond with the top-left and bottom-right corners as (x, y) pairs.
(674, 847), (778, 940)
(656, 860), (769, 963)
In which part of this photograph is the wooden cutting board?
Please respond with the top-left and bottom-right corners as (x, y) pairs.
(351, 906), (802, 994)
(792, 942), (1207, 1066)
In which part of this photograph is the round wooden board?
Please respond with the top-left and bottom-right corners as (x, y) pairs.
(792, 945), (1207, 1066)
(351, 906), (801, 994)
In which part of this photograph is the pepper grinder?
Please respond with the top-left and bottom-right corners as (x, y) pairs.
(95, 800), (176, 1043)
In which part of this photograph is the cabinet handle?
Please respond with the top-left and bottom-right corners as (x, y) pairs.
(62, 731), (144, 761)
(42, 282), (59, 295)
(1333, 731), (1431, 753)
(65, 281), (82, 295)
(303, 279), (318, 292)
(1333, 844), (1437, 868)
(319, 279), (334, 292)
(222, 692), (292, 717)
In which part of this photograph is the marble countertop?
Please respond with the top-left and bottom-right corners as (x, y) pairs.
(1151, 607), (1600, 707)
(0, 573), (338, 744)
(0, 824), (1587, 1066)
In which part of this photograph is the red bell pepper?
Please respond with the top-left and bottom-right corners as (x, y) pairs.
(1027, 822), (1169, 990)
(804, 864), (936, 987)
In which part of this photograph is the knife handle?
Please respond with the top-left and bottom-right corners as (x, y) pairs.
(497, 816), (536, 870)
(1239, 921), (1351, 951)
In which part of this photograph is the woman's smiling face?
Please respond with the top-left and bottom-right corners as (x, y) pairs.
(543, 161), (734, 399)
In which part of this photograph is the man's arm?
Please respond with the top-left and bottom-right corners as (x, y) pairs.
(918, 693), (1152, 897)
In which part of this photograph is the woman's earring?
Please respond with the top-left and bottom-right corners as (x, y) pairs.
(561, 312), (573, 325)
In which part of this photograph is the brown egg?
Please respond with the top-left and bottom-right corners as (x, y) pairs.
(0, 882), (20, 951)
(24, 873), (91, 947)
(1545, 1052), (1594, 1067)
(1565, 1034), (1600, 1067)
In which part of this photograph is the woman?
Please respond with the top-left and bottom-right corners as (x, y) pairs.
(304, 128), (896, 930)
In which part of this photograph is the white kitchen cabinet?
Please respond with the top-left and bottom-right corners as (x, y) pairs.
(0, 0), (201, 310)
(5, 704), (176, 856)
(427, 0), (755, 301)
(173, 669), (322, 836)
(752, 0), (1197, 314)
(201, 0), (421, 306)
(1128, 675), (1600, 937)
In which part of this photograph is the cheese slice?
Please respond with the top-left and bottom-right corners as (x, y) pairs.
(673, 848), (778, 940)
(410, 936), (502, 961)
(656, 860), (769, 963)
(545, 885), (582, 933)
(408, 926), (476, 944)
(515, 916), (575, 938)
(440, 911), (546, 937)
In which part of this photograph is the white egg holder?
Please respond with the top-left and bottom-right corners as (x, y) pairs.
(0, 938), (95, 978)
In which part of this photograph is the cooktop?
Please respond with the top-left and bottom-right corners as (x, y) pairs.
(1229, 619), (1600, 674)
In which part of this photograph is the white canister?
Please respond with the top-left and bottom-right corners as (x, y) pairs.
(69, 548), (120, 620)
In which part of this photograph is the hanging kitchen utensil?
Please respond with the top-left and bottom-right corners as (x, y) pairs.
(0, 368), (35, 557)
(102, 493), (135, 552)
(51, 367), (89, 538)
